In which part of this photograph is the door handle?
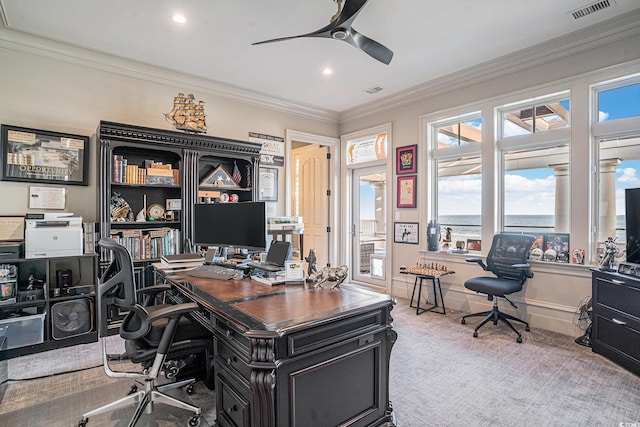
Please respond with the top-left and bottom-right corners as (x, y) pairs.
(352, 223), (356, 237)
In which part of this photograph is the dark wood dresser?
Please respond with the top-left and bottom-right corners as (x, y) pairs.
(591, 268), (640, 376)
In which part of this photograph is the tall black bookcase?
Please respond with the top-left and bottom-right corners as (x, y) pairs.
(97, 121), (261, 289)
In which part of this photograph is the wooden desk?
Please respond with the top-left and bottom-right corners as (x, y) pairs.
(158, 270), (397, 427)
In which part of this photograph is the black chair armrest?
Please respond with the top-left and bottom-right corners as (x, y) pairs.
(512, 263), (534, 278)
(466, 257), (487, 270)
(147, 302), (199, 322)
(137, 284), (172, 306)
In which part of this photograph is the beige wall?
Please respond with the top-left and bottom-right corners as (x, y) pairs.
(0, 40), (337, 222)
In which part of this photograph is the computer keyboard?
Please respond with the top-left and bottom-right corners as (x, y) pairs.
(187, 264), (238, 280)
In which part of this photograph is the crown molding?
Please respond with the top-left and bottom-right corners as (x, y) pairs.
(339, 9), (640, 124)
(0, 24), (339, 124)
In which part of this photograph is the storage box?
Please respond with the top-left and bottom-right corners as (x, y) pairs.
(0, 313), (45, 350)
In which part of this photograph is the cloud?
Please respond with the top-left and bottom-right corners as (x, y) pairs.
(617, 167), (640, 185)
(599, 110), (609, 121)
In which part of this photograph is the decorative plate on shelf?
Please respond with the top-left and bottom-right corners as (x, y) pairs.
(147, 203), (165, 220)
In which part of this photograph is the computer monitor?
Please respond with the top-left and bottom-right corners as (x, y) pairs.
(193, 202), (267, 251)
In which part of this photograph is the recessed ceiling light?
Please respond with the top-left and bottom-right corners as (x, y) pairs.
(322, 68), (333, 76)
(171, 14), (186, 24)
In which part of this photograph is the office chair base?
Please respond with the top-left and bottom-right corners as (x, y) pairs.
(79, 378), (200, 427)
(462, 304), (530, 343)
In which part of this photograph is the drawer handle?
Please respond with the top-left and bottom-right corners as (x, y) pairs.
(612, 318), (627, 326)
(227, 356), (237, 365)
(225, 329), (232, 338)
(611, 279), (625, 285)
(228, 404), (238, 413)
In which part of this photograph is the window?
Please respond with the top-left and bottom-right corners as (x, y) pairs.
(498, 93), (571, 245)
(436, 118), (482, 147)
(437, 155), (482, 244)
(431, 114), (482, 247)
(597, 134), (640, 244)
(598, 82), (640, 121)
(502, 97), (570, 137)
(593, 76), (640, 260)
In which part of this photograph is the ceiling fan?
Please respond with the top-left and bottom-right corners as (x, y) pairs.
(252, 0), (393, 65)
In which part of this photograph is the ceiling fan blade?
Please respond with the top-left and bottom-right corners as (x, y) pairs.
(333, 0), (370, 28)
(345, 27), (393, 65)
(252, 22), (335, 46)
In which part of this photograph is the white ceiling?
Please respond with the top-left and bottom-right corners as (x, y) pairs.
(1, 0), (639, 113)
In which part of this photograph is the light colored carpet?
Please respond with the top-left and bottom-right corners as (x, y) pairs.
(389, 298), (640, 426)
(6, 334), (124, 380)
(1, 298), (639, 426)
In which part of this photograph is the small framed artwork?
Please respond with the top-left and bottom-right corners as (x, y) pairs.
(467, 238), (482, 251)
(1, 124), (89, 185)
(543, 233), (570, 263)
(394, 222), (419, 244)
(259, 167), (278, 201)
(397, 175), (416, 208)
(396, 144), (417, 175)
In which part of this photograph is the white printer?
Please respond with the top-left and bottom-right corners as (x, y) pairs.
(25, 213), (83, 258)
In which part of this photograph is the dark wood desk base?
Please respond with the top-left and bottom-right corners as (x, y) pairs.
(160, 271), (397, 427)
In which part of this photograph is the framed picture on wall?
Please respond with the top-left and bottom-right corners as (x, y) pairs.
(397, 175), (416, 208)
(394, 222), (419, 244)
(0, 124), (89, 185)
(259, 167), (278, 201)
(396, 144), (417, 175)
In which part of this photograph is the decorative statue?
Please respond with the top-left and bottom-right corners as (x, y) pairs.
(599, 236), (619, 271)
(313, 265), (349, 290)
(305, 249), (318, 278)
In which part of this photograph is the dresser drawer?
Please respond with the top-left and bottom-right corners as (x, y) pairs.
(217, 341), (252, 380)
(594, 275), (640, 319)
(217, 373), (251, 427)
(593, 308), (640, 363)
(213, 318), (250, 355)
(288, 310), (383, 357)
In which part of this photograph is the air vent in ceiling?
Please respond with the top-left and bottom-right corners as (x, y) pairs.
(567, 0), (614, 21)
(365, 86), (384, 95)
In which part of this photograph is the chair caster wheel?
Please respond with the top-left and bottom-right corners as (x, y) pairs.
(525, 326), (530, 332)
(187, 384), (194, 394)
(128, 385), (138, 395)
(461, 318), (466, 324)
(517, 336), (523, 343)
(473, 331), (478, 338)
(78, 418), (88, 427)
(188, 415), (201, 426)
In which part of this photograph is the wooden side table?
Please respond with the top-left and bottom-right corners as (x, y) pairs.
(402, 269), (454, 315)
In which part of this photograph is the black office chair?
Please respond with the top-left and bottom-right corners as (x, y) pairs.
(79, 239), (212, 427)
(461, 233), (535, 343)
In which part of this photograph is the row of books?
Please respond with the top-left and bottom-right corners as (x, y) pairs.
(109, 227), (180, 261)
(112, 155), (180, 185)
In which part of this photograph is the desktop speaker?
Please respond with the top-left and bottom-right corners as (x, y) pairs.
(51, 298), (93, 340)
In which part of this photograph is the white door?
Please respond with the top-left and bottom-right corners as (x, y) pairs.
(351, 165), (387, 287)
(292, 144), (330, 267)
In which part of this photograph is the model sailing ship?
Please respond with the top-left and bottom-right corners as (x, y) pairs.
(164, 93), (207, 133)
